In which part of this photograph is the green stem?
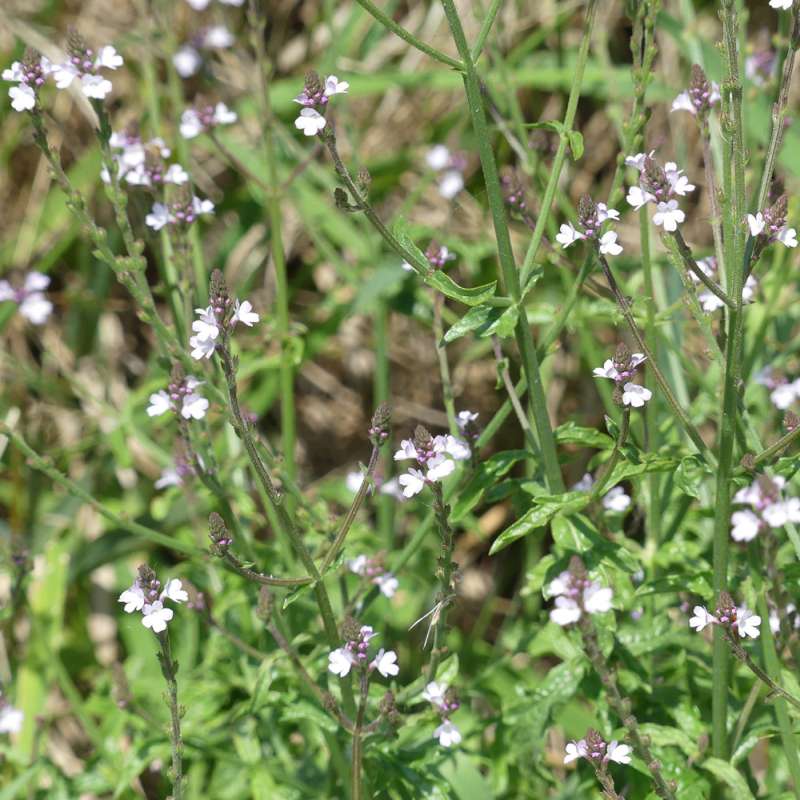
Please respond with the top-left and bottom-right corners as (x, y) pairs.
(441, 0), (564, 492)
(592, 408), (630, 500)
(668, 230), (734, 309)
(156, 631), (184, 800)
(753, 424), (800, 466)
(433, 293), (458, 435)
(492, 337), (541, 457)
(471, 0), (504, 61)
(519, 0), (599, 289)
(352, 0), (464, 70)
(374, 301), (395, 546)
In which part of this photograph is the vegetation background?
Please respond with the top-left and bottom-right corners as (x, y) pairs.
(2, 0), (800, 798)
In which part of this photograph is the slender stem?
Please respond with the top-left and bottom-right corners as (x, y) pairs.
(221, 551), (312, 587)
(433, 293), (458, 436)
(595, 251), (710, 459)
(373, 301), (395, 546)
(492, 337), (541, 457)
(351, 672), (368, 800)
(441, 0), (564, 492)
(700, 123), (727, 278)
(471, 0), (504, 61)
(0, 423), (198, 556)
(156, 632), (184, 800)
(668, 230), (734, 309)
(594, 768), (624, 800)
(519, 0), (599, 288)
(208, 130), (272, 193)
(592, 408), (630, 499)
(753, 424), (800, 466)
(351, 0), (465, 71)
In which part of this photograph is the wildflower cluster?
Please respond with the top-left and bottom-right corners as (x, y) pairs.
(118, 565), (188, 633)
(294, 72), (349, 136)
(592, 344), (652, 408)
(189, 271), (259, 360)
(564, 729), (632, 766)
(347, 554), (399, 598)
(670, 64), (720, 118)
(756, 366), (800, 410)
(174, 26), (236, 78)
(147, 370), (209, 421)
(156, 445), (203, 490)
(394, 425), (471, 498)
(747, 196), (798, 262)
(689, 592), (761, 639)
(626, 153), (695, 231)
(2, 51), (52, 112)
(425, 144), (466, 200)
(422, 681), (462, 747)
(145, 190), (215, 232)
(691, 256), (757, 312)
(556, 195), (622, 255)
(573, 473), (632, 513)
(0, 271), (52, 325)
(327, 620), (399, 679)
(730, 475), (800, 542)
(53, 31), (123, 100)
(180, 101), (237, 139)
(547, 559), (613, 626)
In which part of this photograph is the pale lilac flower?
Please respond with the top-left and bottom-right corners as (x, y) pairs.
(746, 49), (777, 86)
(190, 335), (217, 360)
(689, 605), (717, 632)
(53, 40), (123, 99)
(147, 390), (172, 417)
(622, 383), (652, 408)
(231, 299), (259, 327)
(180, 102), (237, 139)
(422, 681), (448, 708)
(556, 223), (584, 248)
(155, 467), (183, 490)
(438, 170), (464, 199)
(731, 509), (761, 542)
(652, 199), (685, 232)
(328, 647), (354, 677)
(393, 439), (419, 461)
(627, 154), (694, 230)
(294, 107), (326, 136)
(173, 45), (202, 78)
(626, 184), (653, 210)
(564, 740), (588, 764)
(181, 392), (209, 420)
(670, 66), (720, 117)
(372, 648), (399, 678)
(374, 573), (399, 598)
(118, 582), (146, 613)
(736, 607), (761, 639)
(624, 150), (654, 171)
(572, 473), (594, 492)
(456, 410), (479, 430)
(324, 75), (349, 96)
(3, 56), (51, 112)
(549, 567), (613, 626)
(607, 741), (632, 765)
(550, 596), (583, 626)
(162, 578), (189, 603)
(426, 145), (451, 171)
(559, 197), (623, 255)
(440, 434), (471, 461)
(0, 702), (23, 735)
(145, 203), (171, 231)
(142, 601), (173, 633)
(598, 231), (622, 256)
(583, 584), (614, 614)
(0, 271), (53, 324)
(434, 719), (462, 747)
(398, 468), (426, 498)
(602, 486), (631, 513)
(203, 25), (235, 49)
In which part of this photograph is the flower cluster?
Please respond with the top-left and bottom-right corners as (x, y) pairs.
(103, 130), (189, 188)
(626, 153), (695, 231)
(53, 32), (123, 100)
(180, 101), (237, 139)
(118, 565), (188, 633)
(0, 271), (53, 325)
(425, 145), (466, 200)
(592, 344), (652, 408)
(0, 694), (23, 735)
(690, 593), (761, 639)
(770, 0), (794, 10)
(547, 559), (613, 626)
(730, 475), (800, 542)
(456, 409), (480, 442)
(146, 193), (215, 231)
(174, 26), (236, 78)
(691, 256), (757, 312)
(556, 195), (623, 256)
(422, 681), (462, 747)
(394, 425), (471, 498)
(746, 48), (777, 87)
(756, 367), (800, 410)
(573, 474), (632, 513)
(155, 447), (203, 490)
(147, 371), (209, 421)
(671, 64), (720, 118)
(564, 729), (632, 766)
(293, 72), (349, 136)
(347, 554), (399, 598)
(327, 621), (399, 679)
(747, 196), (798, 262)
(189, 272), (259, 360)
(2, 52), (52, 112)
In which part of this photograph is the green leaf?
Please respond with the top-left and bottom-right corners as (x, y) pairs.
(281, 698), (339, 733)
(489, 491), (590, 555)
(450, 450), (530, 522)
(675, 455), (712, 498)
(444, 305), (496, 343)
(567, 130), (584, 160)
(425, 269), (498, 306)
(483, 304), (519, 338)
(700, 758), (755, 800)
(555, 421), (614, 449)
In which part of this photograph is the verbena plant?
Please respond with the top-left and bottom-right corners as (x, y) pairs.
(2, 0), (800, 797)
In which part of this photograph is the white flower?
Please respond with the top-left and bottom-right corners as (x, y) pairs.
(328, 647), (354, 677)
(173, 45), (202, 78)
(231, 299), (259, 327)
(191, 196), (215, 217)
(621, 383), (652, 408)
(213, 102), (237, 126)
(147, 390), (172, 417)
(422, 681), (448, 708)
(374, 573), (399, 598)
(434, 719), (462, 747)
(161, 578), (188, 603)
(550, 596), (582, 626)
(546, 570), (572, 598)
(398, 468), (426, 498)
(599, 231), (623, 256)
(372, 648), (399, 678)
(192, 306), (220, 341)
(763, 498), (800, 528)
(593, 359), (619, 380)
(456, 410), (479, 430)
(0, 704), (23, 735)
(181, 393), (209, 420)
(572, 473), (594, 492)
(9, 84), (35, 112)
(626, 185), (654, 210)
(689, 605), (717, 632)
(380, 478), (405, 501)
(426, 454), (456, 482)
(179, 109), (204, 139)
(438, 170), (464, 199)
(393, 439), (419, 461)
(556, 223), (584, 248)
(426, 145), (451, 171)
(770, 0), (794, 9)
(440, 434), (471, 461)
(155, 467), (182, 489)
(652, 199), (685, 232)
(777, 226), (798, 247)
(324, 75), (349, 95)
(142, 601), (174, 633)
(118, 582), (145, 613)
(564, 740), (588, 764)
(584, 583), (613, 614)
(164, 164), (190, 185)
(18, 293), (52, 324)
(671, 90), (696, 114)
(145, 203), (172, 231)
(624, 151), (654, 171)
(203, 25), (235, 49)
(665, 163), (695, 195)
(190, 334), (217, 360)
(596, 203), (620, 222)
(748, 212), (766, 236)
(736, 607), (761, 639)
(96, 46), (123, 70)
(295, 108), (326, 136)
(347, 554), (368, 574)
(731, 509), (761, 542)
(699, 291), (726, 313)
(606, 741), (632, 765)
(770, 382), (797, 410)
(602, 486), (631, 513)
